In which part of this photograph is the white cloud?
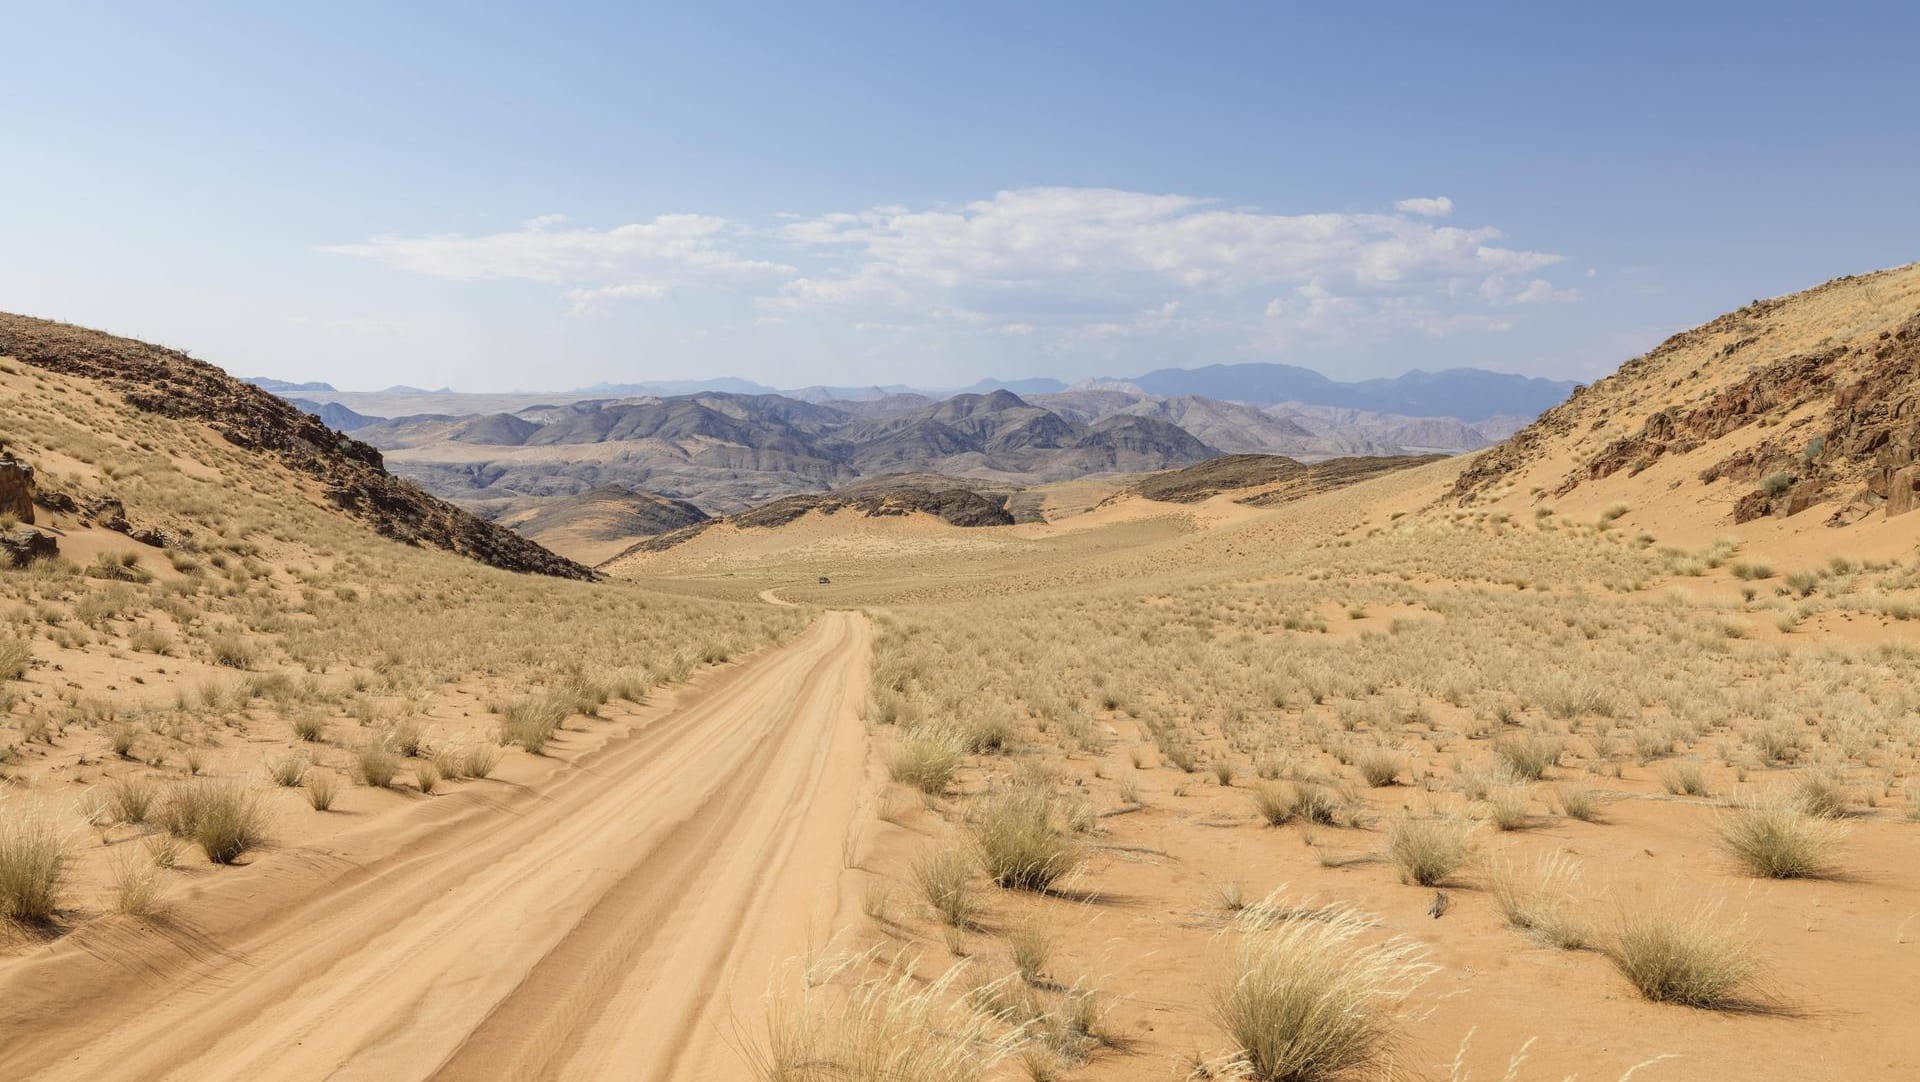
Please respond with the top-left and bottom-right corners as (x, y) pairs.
(1393, 196), (1454, 217)
(322, 214), (792, 309)
(326, 187), (1572, 351)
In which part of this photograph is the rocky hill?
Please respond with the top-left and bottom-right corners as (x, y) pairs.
(357, 388), (1221, 516)
(1452, 263), (1920, 525)
(603, 478), (1014, 563)
(0, 313), (592, 579)
(1129, 452), (1445, 505)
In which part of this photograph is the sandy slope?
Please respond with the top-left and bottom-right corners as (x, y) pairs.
(0, 611), (871, 1082)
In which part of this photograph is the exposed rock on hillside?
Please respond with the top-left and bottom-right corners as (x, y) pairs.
(1452, 264), (1920, 525)
(1130, 453), (1445, 505)
(0, 313), (591, 578)
(0, 457), (34, 523)
(604, 481), (1014, 562)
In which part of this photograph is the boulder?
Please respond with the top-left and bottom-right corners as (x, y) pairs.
(1, 526), (57, 568)
(1889, 465), (1920, 518)
(0, 458), (34, 523)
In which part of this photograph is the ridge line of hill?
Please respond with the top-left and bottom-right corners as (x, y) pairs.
(0, 312), (593, 579)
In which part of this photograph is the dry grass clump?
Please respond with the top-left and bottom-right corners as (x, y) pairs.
(105, 775), (158, 824)
(1353, 748), (1402, 787)
(1493, 734), (1561, 781)
(1485, 851), (1590, 949)
(1793, 767), (1851, 819)
(751, 956), (1012, 1082)
(1215, 900), (1432, 1082)
(968, 786), (1086, 893)
(888, 726), (966, 795)
(1385, 815), (1473, 886)
(306, 770), (339, 811)
(1716, 789), (1848, 879)
(0, 637), (29, 681)
(110, 857), (161, 916)
(0, 810), (68, 921)
(498, 693), (571, 754)
(913, 847), (978, 928)
(354, 740), (401, 788)
(1251, 780), (1340, 827)
(174, 780), (269, 864)
(264, 752), (309, 787)
(1610, 902), (1760, 1009)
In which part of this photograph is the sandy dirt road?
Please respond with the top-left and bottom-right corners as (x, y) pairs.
(0, 610), (871, 1081)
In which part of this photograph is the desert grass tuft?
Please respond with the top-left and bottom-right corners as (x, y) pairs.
(1385, 815), (1472, 886)
(0, 811), (68, 922)
(1716, 789), (1847, 879)
(913, 847), (978, 928)
(1485, 851), (1590, 949)
(888, 726), (966, 795)
(1215, 899), (1432, 1082)
(1610, 902), (1760, 1009)
(968, 786), (1086, 892)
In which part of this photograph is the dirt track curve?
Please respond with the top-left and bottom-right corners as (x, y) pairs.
(0, 610), (871, 1081)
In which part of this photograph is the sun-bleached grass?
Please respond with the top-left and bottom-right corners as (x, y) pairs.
(968, 786), (1086, 892)
(888, 726), (966, 795)
(187, 781), (269, 864)
(354, 740), (401, 788)
(913, 847), (978, 928)
(306, 770), (339, 811)
(1485, 851), (1590, 949)
(1716, 789), (1848, 879)
(1610, 902), (1760, 1008)
(1215, 899), (1433, 1082)
(1386, 815), (1473, 886)
(0, 810), (68, 921)
(265, 752), (309, 788)
(750, 955), (1014, 1082)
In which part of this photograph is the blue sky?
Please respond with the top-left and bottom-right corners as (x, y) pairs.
(4, 2), (1915, 391)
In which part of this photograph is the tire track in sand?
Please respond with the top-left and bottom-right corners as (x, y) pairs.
(0, 610), (870, 1081)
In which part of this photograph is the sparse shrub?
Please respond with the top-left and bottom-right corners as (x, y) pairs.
(1760, 472), (1793, 497)
(963, 716), (1014, 754)
(1008, 924), (1053, 985)
(0, 638), (28, 681)
(265, 752), (309, 787)
(0, 812), (68, 921)
(888, 726), (966, 795)
(190, 781), (268, 864)
(355, 741), (401, 788)
(1793, 767), (1851, 818)
(1556, 786), (1603, 822)
(1494, 733), (1561, 780)
(1354, 748), (1402, 787)
(969, 787), (1085, 892)
(290, 713), (325, 742)
(111, 859), (161, 916)
(499, 693), (569, 754)
(1385, 816), (1472, 886)
(1716, 790), (1847, 878)
(461, 742), (501, 779)
(106, 775), (158, 824)
(1480, 787), (1533, 831)
(1610, 902), (1759, 1008)
(913, 847), (977, 927)
(210, 633), (257, 669)
(1658, 761), (1711, 797)
(1212, 760), (1236, 786)
(414, 760), (440, 794)
(1215, 901), (1431, 1082)
(306, 771), (339, 811)
(1485, 851), (1589, 949)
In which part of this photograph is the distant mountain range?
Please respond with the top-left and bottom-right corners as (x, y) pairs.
(250, 362), (1573, 423)
(243, 358), (1573, 528)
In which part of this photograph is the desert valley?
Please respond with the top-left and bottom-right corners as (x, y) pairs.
(8, 6), (1919, 1079)
(1, 262), (1918, 1080)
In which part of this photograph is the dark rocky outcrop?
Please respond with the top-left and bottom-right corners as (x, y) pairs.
(0, 313), (591, 579)
(1, 526), (57, 567)
(0, 457), (34, 523)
